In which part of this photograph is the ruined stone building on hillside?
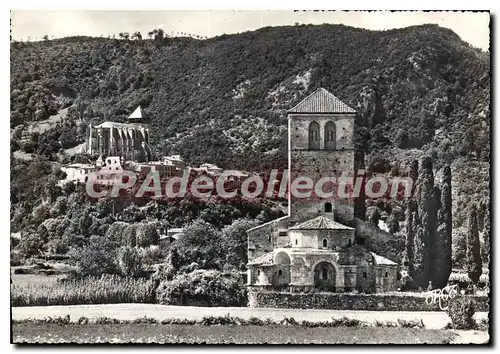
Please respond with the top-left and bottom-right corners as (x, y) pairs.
(87, 105), (152, 162)
(246, 88), (398, 293)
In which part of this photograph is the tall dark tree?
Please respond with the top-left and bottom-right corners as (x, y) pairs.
(466, 205), (482, 284)
(482, 204), (490, 267)
(409, 159), (419, 199)
(354, 144), (366, 220)
(403, 199), (417, 275)
(412, 215), (426, 288)
(434, 166), (453, 288)
(415, 156), (438, 287)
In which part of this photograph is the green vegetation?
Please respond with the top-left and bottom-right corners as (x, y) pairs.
(12, 314), (425, 328)
(434, 166), (452, 288)
(12, 322), (459, 344)
(11, 274), (154, 306)
(155, 270), (247, 307)
(11, 24), (489, 170)
(466, 205), (483, 284)
(10, 24), (491, 301)
(447, 296), (476, 330)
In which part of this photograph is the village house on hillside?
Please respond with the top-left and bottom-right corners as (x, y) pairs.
(246, 88), (398, 293)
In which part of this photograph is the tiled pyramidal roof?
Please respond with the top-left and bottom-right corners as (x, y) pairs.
(289, 216), (354, 230)
(288, 88), (356, 114)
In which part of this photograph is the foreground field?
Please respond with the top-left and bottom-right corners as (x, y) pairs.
(11, 303), (489, 330)
(12, 323), (458, 344)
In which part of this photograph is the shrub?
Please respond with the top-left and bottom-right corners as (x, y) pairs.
(447, 296), (476, 329)
(69, 235), (117, 277)
(94, 317), (122, 325)
(117, 246), (143, 277)
(10, 251), (22, 266)
(131, 316), (159, 324)
(374, 320), (398, 327)
(475, 317), (488, 331)
(18, 232), (46, 258)
(139, 246), (165, 267)
(280, 317), (298, 326)
(155, 269), (247, 307)
(247, 316), (266, 326)
(136, 223), (159, 247)
(200, 314), (235, 326)
(332, 316), (365, 327)
(397, 319), (424, 328)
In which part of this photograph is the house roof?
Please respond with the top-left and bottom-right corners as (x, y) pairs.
(168, 228), (185, 233)
(95, 121), (135, 129)
(336, 246), (398, 266)
(289, 216), (354, 230)
(246, 216), (290, 233)
(370, 252), (398, 266)
(128, 105), (146, 120)
(65, 163), (96, 169)
(288, 88), (356, 114)
(224, 170), (250, 177)
(248, 252), (274, 266)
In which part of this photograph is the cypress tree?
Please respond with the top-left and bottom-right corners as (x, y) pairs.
(409, 159), (419, 198)
(467, 205), (482, 284)
(403, 199), (417, 275)
(416, 156), (438, 287)
(434, 166), (452, 288)
(354, 145), (366, 220)
(412, 216), (426, 288)
(483, 205), (490, 267)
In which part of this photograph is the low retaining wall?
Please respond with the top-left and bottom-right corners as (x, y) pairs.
(248, 290), (490, 312)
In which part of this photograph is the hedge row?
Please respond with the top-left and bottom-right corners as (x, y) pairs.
(248, 290), (490, 312)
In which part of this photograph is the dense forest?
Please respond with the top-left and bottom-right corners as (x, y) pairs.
(10, 23), (490, 271)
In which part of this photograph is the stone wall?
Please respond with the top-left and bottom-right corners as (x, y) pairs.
(334, 216), (403, 263)
(247, 290), (490, 312)
(247, 216), (290, 261)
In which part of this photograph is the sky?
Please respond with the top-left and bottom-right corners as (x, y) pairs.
(10, 10), (490, 51)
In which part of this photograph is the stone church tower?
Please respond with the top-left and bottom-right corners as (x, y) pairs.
(288, 87), (357, 224)
(246, 88), (398, 294)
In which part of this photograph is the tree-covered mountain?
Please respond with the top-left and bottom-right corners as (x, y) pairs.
(11, 23), (490, 169)
(10, 23), (490, 243)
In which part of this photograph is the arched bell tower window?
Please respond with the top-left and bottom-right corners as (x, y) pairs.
(325, 121), (336, 150)
(308, 121), (320, 150)
(322, 238), (328, 248)
(325, 202), (332, 213)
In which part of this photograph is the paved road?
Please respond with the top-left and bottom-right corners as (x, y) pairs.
(11, 304), (488, 330)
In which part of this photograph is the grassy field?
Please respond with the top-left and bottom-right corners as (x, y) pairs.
(11, 274), (155, 306)
(11, 273), (66, 287)
(12, 323), (457, 344)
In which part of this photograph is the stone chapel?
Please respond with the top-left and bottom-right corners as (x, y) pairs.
(246, 88), (398, 293)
